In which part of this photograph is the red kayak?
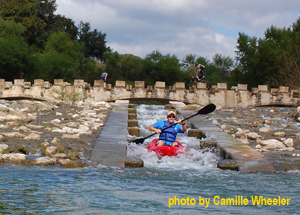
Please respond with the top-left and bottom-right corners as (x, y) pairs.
(147, 138), (185, 157)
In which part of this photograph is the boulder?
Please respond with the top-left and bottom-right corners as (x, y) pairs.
(35, 157), (56, 165)
(259, 127), (272, 133)
(0, 144), (9, 153)
(283, 138), (294, 147)
(23, 133), (41, 140)
(245, 132), (263, 140)
(9, 153), (27, 162)
(45, 146), (57, 156)
(259, 139), (286, 150)
(274, 132), (286, 137)
(1, 132), (25, 138)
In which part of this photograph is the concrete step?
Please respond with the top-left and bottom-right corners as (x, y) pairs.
(89, 100), (143, 168)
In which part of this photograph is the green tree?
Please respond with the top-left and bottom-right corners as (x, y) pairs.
(38, 32), (84, 82)
(277, 18), (300, 89)
(143, 51), (182, 86)
(50, 15), (78, 40)
(0, 0), (47, 45)
(120, 55), (143, 84)
(78, 21), (109, 61)
(79, 58), (104, 84)
(103, 50), (123, 85)
(0, 18), (38, 81)
(235, 33), (261, 89)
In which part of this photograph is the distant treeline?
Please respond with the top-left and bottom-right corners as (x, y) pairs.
(0, 0), (300, 89)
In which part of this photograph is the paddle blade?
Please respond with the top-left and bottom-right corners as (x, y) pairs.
(198, 103), (216, 114)
(131, 137), (146, 144)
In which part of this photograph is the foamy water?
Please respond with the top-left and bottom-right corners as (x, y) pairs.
(127, 104), (221, 171)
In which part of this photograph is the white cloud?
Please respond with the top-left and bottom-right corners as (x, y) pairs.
(55, 0), (300, 61)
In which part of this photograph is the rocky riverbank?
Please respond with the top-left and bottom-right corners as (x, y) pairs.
(0, 100), (112, 167)
(210, 106), (300, 171)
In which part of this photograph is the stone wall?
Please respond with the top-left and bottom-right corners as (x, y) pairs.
(0, 79), (299, 108)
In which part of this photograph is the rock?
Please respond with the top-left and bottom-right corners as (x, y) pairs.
(255, 144), (262, 149)
(245, 132), (263, 140)
(26, 124), (44, 129)
(278, 147), (295, 152)
(35, 157), (56, 165)
(72, 114), (79, 118)
(274, 132), (286, 137)
(58, 159), (75, 166)
(9, 153), (27, 162)
(233, 128), (250, 137)
(220, 124), (228, 130)
(0, 135), (7, 141)
(284, 138), (294, 147)
(51, 119), (61, 124)
(13, 125), (31, 132)
(45, 146), (57, 156)
(41, 141), (50, 149)
(69, 152), (81, 160)
(1, 132), (25, 138)
(61, 134), (80, 139)
(51, 137), (60, 144)
(264, 120), (271, 124)
(259, 139), (286, 150)
(259, 127), (272, 133)
(0, 144), (9, 153)
(53, 153), (68, 159)
(23, 133), (41, 140)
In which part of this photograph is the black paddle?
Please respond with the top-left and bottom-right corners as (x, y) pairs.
(130, 103), (216, 144)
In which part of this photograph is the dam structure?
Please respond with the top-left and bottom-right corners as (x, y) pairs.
(0, 79), (299, 108)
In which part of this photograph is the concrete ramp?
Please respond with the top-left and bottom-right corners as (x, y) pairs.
(89, 100), (143, 168)
(178, 109), (276, 173)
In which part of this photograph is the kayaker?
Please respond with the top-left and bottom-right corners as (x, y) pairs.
(148, 111), (187, 147)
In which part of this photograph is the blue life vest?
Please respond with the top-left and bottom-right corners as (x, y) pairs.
(101, 73), (107, 80)
(159, 121), (177, 143)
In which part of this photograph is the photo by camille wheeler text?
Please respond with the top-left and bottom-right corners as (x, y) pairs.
(168, 196), (291, 208)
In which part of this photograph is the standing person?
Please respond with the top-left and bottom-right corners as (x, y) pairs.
(196, 64), (205, 82)
(148, 111), (187, 147)
(101, 72), (108, 82)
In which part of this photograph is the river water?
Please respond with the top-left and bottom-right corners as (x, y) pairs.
(0, 105), (299, 214)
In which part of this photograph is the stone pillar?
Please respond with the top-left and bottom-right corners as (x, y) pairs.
(174, 82), (185, 89)
(74, 79), (84, 86)
(115, 80), (126, 87)
(225, 90), (236, 107)
(54, 79), (64, 86)
(33, 79), (44, 86)
(197, 82), (207, 90)
(135, 81), (145, 88)
(14, 79), (24, 86)
(94, 80), (101, 87)
(155, 81), (165, 89)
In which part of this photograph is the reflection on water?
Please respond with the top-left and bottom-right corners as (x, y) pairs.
(1, 105), (300, 214)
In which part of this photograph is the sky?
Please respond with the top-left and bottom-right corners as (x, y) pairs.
(55, 0), (300, 61)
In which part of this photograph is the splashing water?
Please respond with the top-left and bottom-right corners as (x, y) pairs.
(127, 104), (221, 171)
